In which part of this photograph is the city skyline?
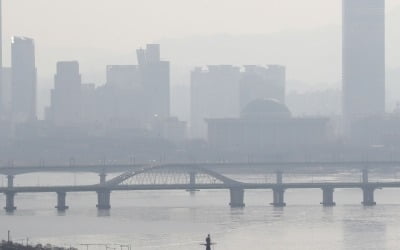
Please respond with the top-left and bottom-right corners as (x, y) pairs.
(1, 0), (399, 84)
(0, 0), (398, 146)
(3, 2), (400, 250)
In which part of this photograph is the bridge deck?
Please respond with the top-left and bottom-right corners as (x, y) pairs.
(1, 161), (400, 175)
(1, 182), (400, 193)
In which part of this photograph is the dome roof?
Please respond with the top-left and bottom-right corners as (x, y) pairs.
(241, 99), (291, 120)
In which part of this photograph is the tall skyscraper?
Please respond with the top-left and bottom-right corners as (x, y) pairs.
(106, 65), (140, 88)
(100, 64), (144, 128)
(137, 44), (170, 122)
(190, 65), (241, 139)
(11, 36), (37, 122)
(47, 61), (82, 125)
(0, 0), (2, 72)
(0, 0), (3, 119)
(342, 0), (385, 128)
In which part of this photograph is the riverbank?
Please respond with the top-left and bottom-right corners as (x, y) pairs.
(0, 241), (77, 250)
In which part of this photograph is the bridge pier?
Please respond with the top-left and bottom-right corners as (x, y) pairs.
(271, 188), (286, 207)
(96, 190), (111, 210)
(271, 171), (286, 207)
(190, 172), (196, 187)
(186, 172), (199, 192)
(7, 175), (14, 188)
(55, 192), (69, 211)
(99, 173), (107, 185)
(362, 169), (369, 183)
(321, 187), (336, 206)
(4, 192), (16, 212)
(361, 169), (376, 206)
(276, 171), (283, 184)
(362, 187), (376, 206)
(229, 188), (245, 208)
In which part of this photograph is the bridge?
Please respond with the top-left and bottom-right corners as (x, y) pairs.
(1, 160), (400, 175)
(0, 163), (399, 212)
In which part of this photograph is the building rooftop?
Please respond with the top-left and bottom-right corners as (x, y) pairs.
(241, 98), (291, 120)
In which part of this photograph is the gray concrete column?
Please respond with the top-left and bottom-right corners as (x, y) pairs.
(229, 188), (245, 208)
(321, 187), (336, 206)
(99, 173), (107, 185)
(276, 171), (283, 184)
(186, 172), (199, 192)
(55, 192), (69, 211)
(362, 169), (369, 184)
(4, 192), (16, 212)
(271, 188), (286, 207)
(7, 175), (14, 188)
(96, 190), (111, 209)
(189, 172), (196, 187)
(362, 187), (376, 206)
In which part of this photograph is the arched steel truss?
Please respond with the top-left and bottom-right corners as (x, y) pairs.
(105, 164), (242, 186)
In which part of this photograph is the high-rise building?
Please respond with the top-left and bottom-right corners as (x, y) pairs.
(0, 67), (11, 119)
(138, 44), (170, 121)
(11, 36), (37, 122)
(239, 65), (286, 109)
(0, 0), (3, 72)
(47, 61), (82, 125)
(342, 0), (385, 128)
(106, 65), (140, 88)
(97, 64), (144, 128)
(190, 64), (286, 139)
(0, 0), (4, 119)
(190, 65), (241, 139)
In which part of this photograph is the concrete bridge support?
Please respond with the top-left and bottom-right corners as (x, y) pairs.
(229, 188), (245, 208)
(321, 187), (336, 206)
(362, 187), (376, 206)
(99, 173), (107, 185)
(276, 171), (283, 184)
(186, 172), (199, 192)
(97, 190), (111, 209)
(362, 169), (369, 183)
(189, 172), (196, 186)
(55, 192), (69, 211)
(4, 192), (16, 212)
(271, 188), (286, 207)
(7, 175), (14, 188)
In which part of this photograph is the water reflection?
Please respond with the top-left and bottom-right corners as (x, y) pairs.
(343, 209), (386, 250)
(97, 209), (110, 217)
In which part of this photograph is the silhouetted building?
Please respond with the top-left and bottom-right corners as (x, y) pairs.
(106, 65), (140, 88)
(151, 116), (187, 144)
(74, 44), (171, 132)
(11, 36), (37, 122)
(342, 0), (385, 129)
(95, 64), (144, 129)
(46, 61), (82, 126)
(350, 113), (400, 146)
(206, 99), (330, 152)
(240, 65), (285, 108)
(190, 65), (241, 138)
(0, 0), (3, 117)
(0, 67), (11, 119)
(190, 65), (286, 139)
(138, 44), (170, 121)
(80, 83), (97, 125)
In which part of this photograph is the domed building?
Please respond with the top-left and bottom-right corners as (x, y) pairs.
(240, 98), (291, 120)
(206, 99), (330, 152)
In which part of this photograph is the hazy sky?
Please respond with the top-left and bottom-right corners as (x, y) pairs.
(3, 0), (400, 86)
(4, 0), (400, 58)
